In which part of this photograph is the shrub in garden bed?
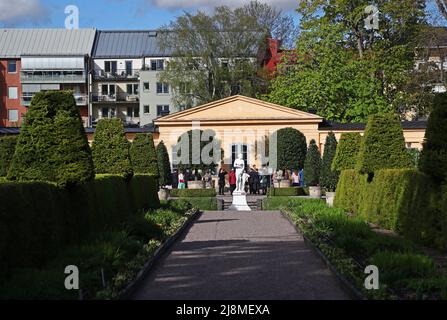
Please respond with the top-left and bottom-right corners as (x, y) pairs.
(273, 127), (307, 171)
(265, 197), (446, 299)
(266, 187), (305, 196)
(0, 201), (190, 300)
(332, 133), (362, 171)
(176, 197), (218, 211)
(170, 188), (216, 198)
(129, 133), (159, 176)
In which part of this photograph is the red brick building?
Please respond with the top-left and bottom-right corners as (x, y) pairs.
(0, 59), (26, 127)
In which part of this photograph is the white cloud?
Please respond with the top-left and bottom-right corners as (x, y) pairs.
(0, 0), (49, 26)
(151, 0), (298, 10)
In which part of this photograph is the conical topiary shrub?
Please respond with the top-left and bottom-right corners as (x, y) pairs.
(130, 133), (159, 176)
(7, 91), (94, 187)
(91, 118), (133, 180)
(156, 140), (172, 187)
(419, 93), (447, 182)
(304, 139), (321, 187)
(320, 132), (339, 191)
(356, 113), (412, 175)
(331, 132), (362, 171)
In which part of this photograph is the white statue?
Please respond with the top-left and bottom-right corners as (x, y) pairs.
(234, 154), (245, 192)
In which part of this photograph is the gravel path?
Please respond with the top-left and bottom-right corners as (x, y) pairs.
(131, 211), (350, 300)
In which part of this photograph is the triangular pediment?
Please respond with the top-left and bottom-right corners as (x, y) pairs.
(155, 95), (323, 123)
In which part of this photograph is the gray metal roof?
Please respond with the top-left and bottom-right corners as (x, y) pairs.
(0, 29), (96, 58)
(92, 30), (172, 58)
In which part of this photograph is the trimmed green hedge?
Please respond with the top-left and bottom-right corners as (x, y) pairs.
(0, 136), (17, 177)
(267, 187), (305, 196)
(177, 197), (218, 211)
(170, 188), (216, 198)
(334, 169), (446, 250)
(0, 174), (159, 277)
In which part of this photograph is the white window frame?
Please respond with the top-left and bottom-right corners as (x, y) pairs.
(8, 87), (18, 99)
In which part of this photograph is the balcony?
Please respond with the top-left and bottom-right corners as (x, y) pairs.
(21, 70), (86, 83)
(93, 69), (140, 81)
(22, 93), (87, 106)
(92, 93), (139, 103)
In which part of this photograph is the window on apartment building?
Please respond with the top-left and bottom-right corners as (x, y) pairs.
(7, 61), (17, 73)
(102, 84), (116, 96)
(8, 87), (18, 99)
(8, 110), (19, 122)
(127, 106), (140, 118)
(102, 107), (109, 118)
(105, 61), (117, 74)
(156, 82), (169, 94)
(126, 84), (139, 95)
(151, 59), (164, 71)
(143, 82), (150, 92)
(144, 105), (150, 114)
(157, 105), (170, 116)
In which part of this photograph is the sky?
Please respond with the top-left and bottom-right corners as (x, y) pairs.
(0, 0), (300, 29)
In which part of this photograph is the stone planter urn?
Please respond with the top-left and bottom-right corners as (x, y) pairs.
(188, 180), (204, 189)
(325, 192), (336, 207)
(279, 180), (291, 188)
(309, 186), (322, 199)
(158, 188), (170, 201)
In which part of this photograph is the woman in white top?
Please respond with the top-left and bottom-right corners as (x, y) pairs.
(292, 170), (300, 187)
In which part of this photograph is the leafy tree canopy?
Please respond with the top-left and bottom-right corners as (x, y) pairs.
(264, 0), (430, 122)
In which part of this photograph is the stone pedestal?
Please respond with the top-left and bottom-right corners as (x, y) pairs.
(229, 191), (251, 211)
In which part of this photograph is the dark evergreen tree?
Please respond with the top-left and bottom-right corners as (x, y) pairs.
(331, 133), (362, 171)
(0, 136), (17, 177)
(273, 127), (307, 170)
(7, 91), (94, 187)
(91, 118), (133, 180)
(156, 141), (172, 187)
(304, 139), (321, 186)
(130, 133), (159, 176)
(320, 132), (339, 191)
(356, 113), (413, 174)
(419, 93), (447, 182)
(175, 129), (220, 173)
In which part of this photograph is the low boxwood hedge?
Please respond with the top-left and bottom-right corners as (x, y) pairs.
(0, 174), (159, 277)
(267, 187), (305, 197)
(170, 188), (216, 198)
(171, 197), (218, 211)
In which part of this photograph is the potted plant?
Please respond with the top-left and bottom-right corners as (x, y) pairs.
(304, 140), (322, 199)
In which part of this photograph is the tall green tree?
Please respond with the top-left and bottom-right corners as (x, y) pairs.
(304, 140), (322, 187)
(130, 134), (159, 176)
(320, 133), (339, 191)
(156, 141), (172, 187)
(91, 118), (133, 180)
(7, 91), (94, 187)
(158, 1), (297, 108)
(273, 127), (307, 171)
(265, 0), (429, 122)
(419, 93), (447, 182)
(175, 129), (221, 173)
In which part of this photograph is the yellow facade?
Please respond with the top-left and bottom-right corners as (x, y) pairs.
(147, 95), (425, 167)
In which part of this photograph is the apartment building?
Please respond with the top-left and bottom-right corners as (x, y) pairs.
(90, 30), (174, 127)
(0, 29), (96, 127)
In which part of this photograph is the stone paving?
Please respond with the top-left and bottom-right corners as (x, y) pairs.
(131, 211), (350, 300)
